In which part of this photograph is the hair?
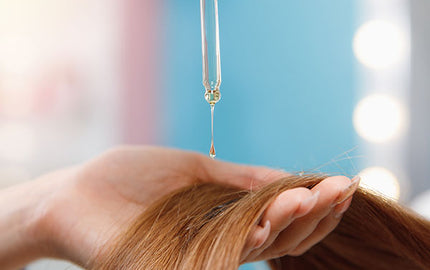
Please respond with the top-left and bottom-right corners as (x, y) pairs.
(95, 174), (430, 270)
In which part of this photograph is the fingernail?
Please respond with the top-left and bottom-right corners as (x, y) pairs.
(332, 176), (360, 207)
(334, 198), (352, 219)
(300, 190), (320, 211)
(254, 220), (271, 249)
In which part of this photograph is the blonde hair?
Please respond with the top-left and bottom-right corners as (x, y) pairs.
(95, 175), (430, 269)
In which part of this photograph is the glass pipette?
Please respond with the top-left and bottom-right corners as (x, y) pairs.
(200, 0), (221, 158)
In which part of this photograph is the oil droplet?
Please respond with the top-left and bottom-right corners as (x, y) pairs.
(209, 104), (216, 159)
(210, 143), (216, 159)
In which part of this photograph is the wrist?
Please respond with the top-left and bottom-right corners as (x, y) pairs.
(0, 182), (44, 268)
(0, 171), (67, 269)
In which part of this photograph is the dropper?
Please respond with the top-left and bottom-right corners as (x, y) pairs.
(200, 0), (221, 159)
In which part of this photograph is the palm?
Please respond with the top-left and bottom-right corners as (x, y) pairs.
(44, 147), (214, 266)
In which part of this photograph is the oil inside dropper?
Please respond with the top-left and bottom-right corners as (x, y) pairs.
(205, 89), (220, 159)
(209, 104), (216, 159)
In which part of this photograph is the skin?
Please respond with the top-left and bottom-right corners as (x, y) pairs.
(0, 146), (359, 269)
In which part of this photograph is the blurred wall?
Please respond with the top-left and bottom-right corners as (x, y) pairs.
(120, 0), (164, 144)
(0, 0), (121, 189)
(409, 0), (430, 197)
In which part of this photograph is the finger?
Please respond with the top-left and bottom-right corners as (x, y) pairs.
(241, 220), (271, 262)
(194, 154), (290, 190)
(109, 146), (289, 189)
(289, 176), (360, 255)
(244, 187), (319, 262)
(255, 175), (354, 260)
(289, 196), (353, 256)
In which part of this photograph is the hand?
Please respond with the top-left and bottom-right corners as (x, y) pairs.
(1, 146), (358, 269)
(241, 175), (360, 262)
(32, 146), (287, 268)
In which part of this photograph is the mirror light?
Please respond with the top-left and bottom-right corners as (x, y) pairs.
(353, 94), (407, 143)
(353, 20), (408, 69)
(359, 166), (401, 200)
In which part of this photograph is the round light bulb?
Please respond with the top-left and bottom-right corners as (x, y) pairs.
(353, 20), (408, 69)
(353, 94), (407, 143)
(359, 166), (401, 200)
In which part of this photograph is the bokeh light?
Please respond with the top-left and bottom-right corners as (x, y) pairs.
(353, 20), (408, 69)
(410, 190), (430, 220)
(359, 166), (401, 200)
(353, 94), (407, 143)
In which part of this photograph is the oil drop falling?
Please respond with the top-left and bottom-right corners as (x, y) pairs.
(209, 104), (216, 159)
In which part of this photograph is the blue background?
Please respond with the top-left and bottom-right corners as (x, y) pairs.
(164, 0), (356, 268)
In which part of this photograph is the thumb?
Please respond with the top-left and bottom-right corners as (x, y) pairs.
(196, 155), (289, 190)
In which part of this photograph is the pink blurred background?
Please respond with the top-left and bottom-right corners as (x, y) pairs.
(0, 0), (163, 190)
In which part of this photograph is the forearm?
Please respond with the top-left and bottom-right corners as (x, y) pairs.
(0, 180), (50, 269)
